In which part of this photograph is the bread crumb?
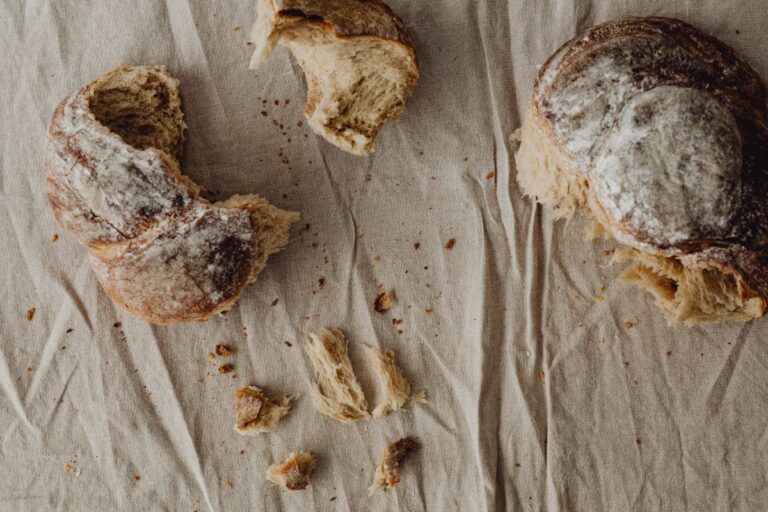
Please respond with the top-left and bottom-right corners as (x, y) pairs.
(234, 385), (295, 435)
(25, 308), (35, 321)
(485, 171), (495, 179)
(218, 364), (235, 374)
(537, 370), (545, 381)
(369, 437), (419, 494)
(305, 329), (370, 423)
(392, 318), (402, 326)
(207, 352), (216, 361)
(285, 341), (293, 347)
(666, 351), (672, 356)
(444, 238), (456, 250)
(595, 296), (604, 303)
(635, 438), (642, 445)
(413, 242), (420, 250)
(225, 480), (234, 489)
(266, 452), (316, 490)
(133, 475), (141, 481)
(624, 322), (633, 329)
(271, 298), (279, 306)
(424, 307), (432, 314)
(215, 344), (231, 357)
(50, 233), (58, 242)
(374, 290), (396, 313)
(362, 345), (415, 417)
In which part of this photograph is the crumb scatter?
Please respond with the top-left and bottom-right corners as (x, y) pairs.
(374, 290), (396, 313)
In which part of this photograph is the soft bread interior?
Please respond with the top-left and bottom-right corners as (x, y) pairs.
(266, 452), (316, 490)
(285, 31), (416, 155)
(304, 329), (371, 424)
(215, 194), (300, 282)
(250, 2), (418, 155)
(234, 385), (295, 435)
(615, 248), (765, 325)
(515, 112), (765, 325)
(90, 65), (186, 160)
(515, 112), (589, 219)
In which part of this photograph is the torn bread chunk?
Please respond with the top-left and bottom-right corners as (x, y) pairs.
(46, 65), (299, 324)
(369, 437), (419, 494)
(249, 0), (419, 155)
(266, 452), (317, 490)
(305, 329), (370, 424)
(234, 385), (295, 435)
(374, 290), (395, 313)
(362, 344), (412, 418)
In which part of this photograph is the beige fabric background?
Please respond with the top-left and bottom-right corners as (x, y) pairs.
(2, 0), (768, 510)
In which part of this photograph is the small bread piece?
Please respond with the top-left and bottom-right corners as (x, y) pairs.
(45, 65), (299, 323)
(234, 385), (295, 435)
(266, 452), (316, 490)
(305, 329), (370, 423)
(515, 17), (768, 325)
(249, 0), (419, 155)
(369, 437), (419, 495)
(361, 344), (411, 418)
(373, 290), (395, 313)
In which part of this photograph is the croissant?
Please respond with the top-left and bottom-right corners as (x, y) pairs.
(45, 65), (298, 324)
(249, 0), (419, 155)
(516, 17), (768, 325)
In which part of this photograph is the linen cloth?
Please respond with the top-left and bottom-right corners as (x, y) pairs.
(1, 0), (767, 510)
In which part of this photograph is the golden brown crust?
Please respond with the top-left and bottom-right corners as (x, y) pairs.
(270, 0), (416, 50)
(524, 17), (768, 314)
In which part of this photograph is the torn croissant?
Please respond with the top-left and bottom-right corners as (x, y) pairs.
(249, 0), (419, 155)
(266, 451), (317, 490)
(305, 329), (370, 423)
(234, 385), (295, 435)
(369, 437), (419, 494)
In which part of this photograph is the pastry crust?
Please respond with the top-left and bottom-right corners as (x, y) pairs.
(250, 0), (419, 155)
(45, 65), (299, 324)
(516, 17), (768, 324)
